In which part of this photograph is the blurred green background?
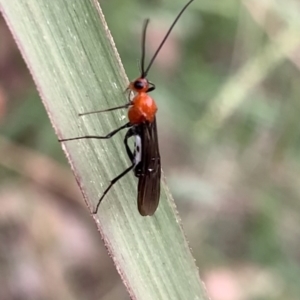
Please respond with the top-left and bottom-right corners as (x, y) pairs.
(1, 0), (300, 299)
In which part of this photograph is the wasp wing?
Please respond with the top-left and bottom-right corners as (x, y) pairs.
(136, 118), (161, 216)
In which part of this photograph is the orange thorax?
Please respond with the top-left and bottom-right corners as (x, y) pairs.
(128, 92), (157, 124)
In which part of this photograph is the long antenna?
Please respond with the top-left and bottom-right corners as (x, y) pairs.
(141, 0), (194, 78)
(141, 19), (150, 78)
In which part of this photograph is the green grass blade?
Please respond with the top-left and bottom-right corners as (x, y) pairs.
(0, 0), (206, 298)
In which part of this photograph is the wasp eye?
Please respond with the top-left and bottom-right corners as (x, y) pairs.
(134, 80), (144, 90)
